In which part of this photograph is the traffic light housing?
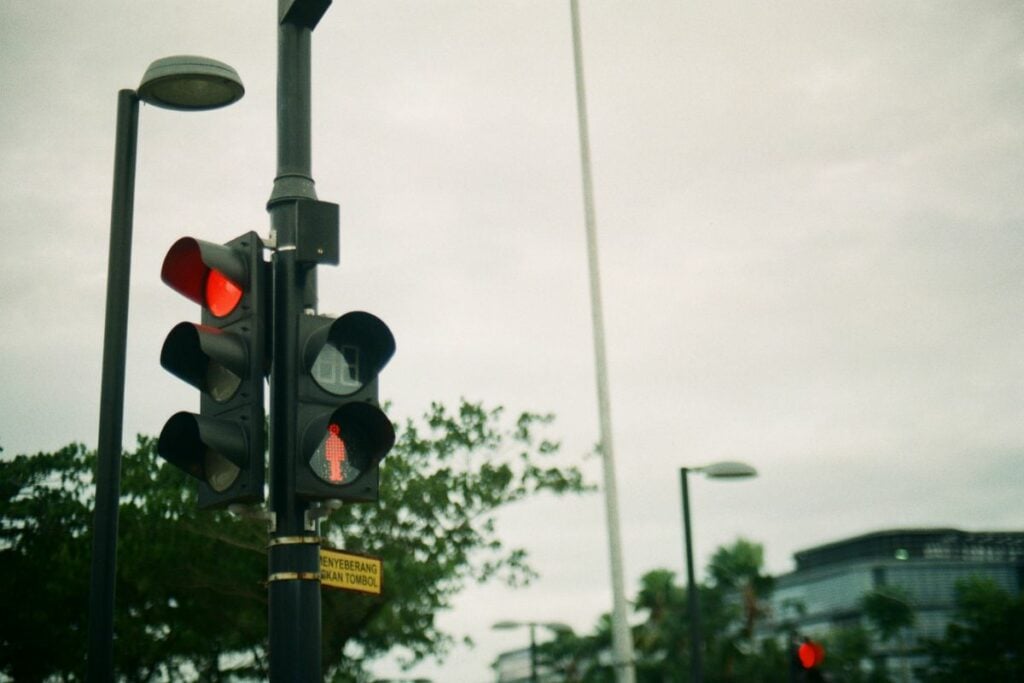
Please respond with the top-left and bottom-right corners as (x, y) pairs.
(294, 311), (395, 502)
(157, 231), (268, 509)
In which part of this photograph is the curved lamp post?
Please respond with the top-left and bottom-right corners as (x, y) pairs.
(87, 55), (243, 682)
(680, 461), (757, 683)
(493, 620), (571, 683)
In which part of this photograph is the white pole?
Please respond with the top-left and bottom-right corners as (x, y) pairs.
(569, 2), (636, 681)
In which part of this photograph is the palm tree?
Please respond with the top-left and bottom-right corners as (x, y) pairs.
(707, 539), (776, 641)
(633, 569), (688, 682)
(702, 539), (778, 681)
(861, 587), (915, 681)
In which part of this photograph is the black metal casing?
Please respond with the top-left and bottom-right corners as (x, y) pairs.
(294, 311), (395, 502)
(158, 231), (268, 509)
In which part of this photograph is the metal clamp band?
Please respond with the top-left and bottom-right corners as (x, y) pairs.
(267, 535), (321, 548)
(267, 571), (321, 582)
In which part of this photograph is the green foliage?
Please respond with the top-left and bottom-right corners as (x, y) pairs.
(538, 539), (783, 683)
(632, 569), (688, 681)
(0, 400), (589, 681)
(1, 443), (95, 680)
(706, 538), (766, 590)
(521, 537), (1024, 683)
(538, 619), (614, 682)
(1, 437), (271, 681)
(916, 577), (1024, 683)
(706, 538), (775, 642)
(823, 626), (892, 683)
(702, 539), (779, 683)
(319, 401), (590, 678)
(861, 587), (914, 644)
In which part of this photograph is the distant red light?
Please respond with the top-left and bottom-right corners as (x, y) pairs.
(205, 268), (243, 317)
(798, 641), (825, 669)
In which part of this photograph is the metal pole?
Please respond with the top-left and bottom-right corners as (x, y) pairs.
(529, 623), (539, 683)
(680, 468), (703, 683)
(267, 3), (322, 680)
(568, 3), (636, 682)
(86, 88), (139, 682)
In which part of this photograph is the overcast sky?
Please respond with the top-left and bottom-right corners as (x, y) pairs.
(2, 1), (1023, 680)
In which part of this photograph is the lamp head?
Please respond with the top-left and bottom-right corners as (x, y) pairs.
(544, 622), (572, 633)
(699, 461), (757, 479)
(492, 620), (522, 631)
(138, 55), (244, 111)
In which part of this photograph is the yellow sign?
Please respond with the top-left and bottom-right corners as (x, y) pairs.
(319, 547), (382, 595)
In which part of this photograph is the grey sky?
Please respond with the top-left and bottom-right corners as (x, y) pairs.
(2, 2), (1023, 680)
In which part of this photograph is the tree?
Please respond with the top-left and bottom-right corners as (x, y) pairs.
(916, 577), (1024, 683)
(632, 569), (688, 682)
(862, 587), (915, 643)
(543, 539), (784, 683)
(0, 400), (590, 681)
(537, 619), (614, 683)
(824, 626), (892, 683)
(706, 538), (775, 642)
(703, 539), (780, 683)
(861, 586), (915, 682)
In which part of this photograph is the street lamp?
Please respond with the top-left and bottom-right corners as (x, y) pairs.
(87, 55), (243, 682)
(493, 620), (571, 683)
(680, 461), (757, 683)
(138, 56), (245, 110)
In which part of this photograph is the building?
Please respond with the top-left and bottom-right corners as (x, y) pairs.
(493, 645), (564, 683)
(768, 528), (1024, 678)
(493, 646), (533, 683)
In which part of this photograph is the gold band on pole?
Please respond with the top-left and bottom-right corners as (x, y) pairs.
(267, 571), (321, 582)
(267, 535), (321, 548)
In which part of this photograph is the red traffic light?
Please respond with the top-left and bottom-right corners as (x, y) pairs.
(162, 237), (248, 318)
(205, 268), (243, 316)
(798, 640), (825, 669)
(157, 232), (267, 509)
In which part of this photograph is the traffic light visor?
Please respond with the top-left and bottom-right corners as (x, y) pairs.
(158, 412), (248, 491)
(160, 322), (247, 402)
(162, 237), (248, 317)
(304, 312), (395, 397)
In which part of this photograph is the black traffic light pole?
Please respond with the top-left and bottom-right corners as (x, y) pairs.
(266, 1), (331, 679)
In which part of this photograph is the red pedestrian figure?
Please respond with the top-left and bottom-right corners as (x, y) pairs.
(324, 423), (347, 482)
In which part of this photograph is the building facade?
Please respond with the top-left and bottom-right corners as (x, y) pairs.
(493, 646), (563, 683)
(768, 528), (1024, 678)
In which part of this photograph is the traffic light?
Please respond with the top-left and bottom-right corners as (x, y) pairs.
(157, 231), (268, 509)
(792, 638), (825, 682)
(294, 311), (395, 502)
(797, 640), (824, 669)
